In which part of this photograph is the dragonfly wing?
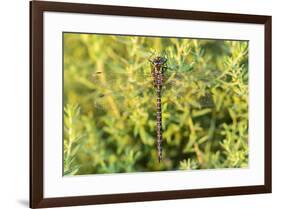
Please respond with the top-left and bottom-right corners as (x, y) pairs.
(88, 71), (155, 112)
(88, 68), (219, 112)
(90, 71), (152, 86)
(161, 70), (218, 108)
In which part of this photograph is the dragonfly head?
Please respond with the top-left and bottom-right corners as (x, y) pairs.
(149, 56), (167, 70)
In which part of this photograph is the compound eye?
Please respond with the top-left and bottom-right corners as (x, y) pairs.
(150, 56), (167, 66)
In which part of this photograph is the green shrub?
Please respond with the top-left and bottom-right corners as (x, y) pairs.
(63, 33), (248, 175)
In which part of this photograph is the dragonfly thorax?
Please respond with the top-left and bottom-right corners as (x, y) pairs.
(150, 55), (167, 87)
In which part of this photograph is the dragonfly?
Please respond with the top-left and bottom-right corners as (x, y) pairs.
(87, 55), (217, 162)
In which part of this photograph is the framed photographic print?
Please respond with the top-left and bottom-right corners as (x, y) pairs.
(30, 0), (272, 208)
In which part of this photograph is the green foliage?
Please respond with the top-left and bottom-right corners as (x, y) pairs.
(63, 33), (249, 175)
(64, 104), (84, 175)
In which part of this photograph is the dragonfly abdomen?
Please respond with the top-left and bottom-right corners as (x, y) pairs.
(156, 84), (163, 162)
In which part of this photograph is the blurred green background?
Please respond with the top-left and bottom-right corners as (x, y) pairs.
(63, 33), (249, 175)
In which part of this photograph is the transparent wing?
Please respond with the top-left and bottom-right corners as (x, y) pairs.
(86, 67), (220, 112)
(90, 71), (152, 89)
(162, 67), (220, 108)
(88, 70), (154, 112)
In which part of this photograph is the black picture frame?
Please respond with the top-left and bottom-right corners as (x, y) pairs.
(30, 1), (272, 208)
